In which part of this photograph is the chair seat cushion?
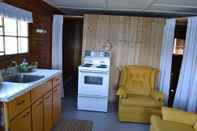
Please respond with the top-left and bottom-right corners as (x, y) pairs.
(152, 119), (194, 131)
(120, 95), (162, 108)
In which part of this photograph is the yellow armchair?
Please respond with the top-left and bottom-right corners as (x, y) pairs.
(151, 107), (197, 131)
(116, 65), (164, 123)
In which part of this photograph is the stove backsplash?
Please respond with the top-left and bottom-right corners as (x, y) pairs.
(85, 50), (110, 57)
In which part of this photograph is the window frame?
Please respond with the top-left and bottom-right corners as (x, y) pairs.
(0, 16), (29, 56)
(173, 38), (185, 55)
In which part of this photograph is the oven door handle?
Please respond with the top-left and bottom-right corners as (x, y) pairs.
(80, 70), (109, 74)
(78, 94), (108, 99)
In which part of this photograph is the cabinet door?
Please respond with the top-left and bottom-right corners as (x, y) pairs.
(32, 98), (43, 131)
(43, 91), (53, 131)
(52, 86), (61, 124)
(10, 108), (31, 131)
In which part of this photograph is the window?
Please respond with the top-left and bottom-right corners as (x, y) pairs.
(173, 38), (184, 55)
(0, 16), (29, 56)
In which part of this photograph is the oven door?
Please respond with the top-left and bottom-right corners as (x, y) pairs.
(78, 70), (109, 97)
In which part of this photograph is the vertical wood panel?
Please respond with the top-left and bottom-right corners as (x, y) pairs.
(82, 15), (165, 101)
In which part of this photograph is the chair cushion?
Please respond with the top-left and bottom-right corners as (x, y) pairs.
(124, 66), (154, 96)
(151, 117), (194, 131)
(120, 95), (162, 108)
(126, 85), (151, 96)
(162, 107), (197, 126)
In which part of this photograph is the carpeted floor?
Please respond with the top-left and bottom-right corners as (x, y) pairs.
(54, 97), (150, 131)
(53, 119), (93, 131)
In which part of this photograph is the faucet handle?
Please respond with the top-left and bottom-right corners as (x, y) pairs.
(11, 61), (18, 66)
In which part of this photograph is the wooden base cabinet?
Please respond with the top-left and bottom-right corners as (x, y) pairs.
(32, 98), (43, 131)
(10, 108), (31, 131)
(3, 75), (62, 131)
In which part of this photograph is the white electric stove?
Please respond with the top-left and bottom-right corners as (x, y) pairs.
(77, 51), (110, 112)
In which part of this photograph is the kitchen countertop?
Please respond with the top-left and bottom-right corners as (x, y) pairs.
(0, 69), (62, 102)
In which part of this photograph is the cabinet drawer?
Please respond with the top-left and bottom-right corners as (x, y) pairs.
(31, 81), (52, 102)
(8, 92), (30, 120)
(77, 96), (108, 112)
(53, 75), (62, 88)
(10, 108), (31, 131)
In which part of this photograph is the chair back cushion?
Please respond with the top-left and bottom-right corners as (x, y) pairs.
(162, 107), (197, 126)
(123, 65), (157, 96)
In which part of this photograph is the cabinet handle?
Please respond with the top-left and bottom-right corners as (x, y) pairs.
(45, 95), (51, 100)
(21, 111), (30, 118)
(21, 114), (26, 118)
(55, 78), (60, 81)
(26, 111), (30, 116)
(54, 83), (60, 88)
(37, 101), (42, 106)
(53, 88), (58, 92)
(17, 100), (25, 106)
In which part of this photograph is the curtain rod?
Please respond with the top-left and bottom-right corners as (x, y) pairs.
(176, 17), (187, 20)
(63, 15), (83, 18)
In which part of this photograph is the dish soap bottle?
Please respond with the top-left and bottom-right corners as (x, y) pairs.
(20, 59), (29, 73)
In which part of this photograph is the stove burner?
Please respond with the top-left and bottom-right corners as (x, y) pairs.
(82, 64), (93, 67)
(96, 65), (107, 68)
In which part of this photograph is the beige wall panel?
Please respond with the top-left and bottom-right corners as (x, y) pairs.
(82, 15), (165, 101)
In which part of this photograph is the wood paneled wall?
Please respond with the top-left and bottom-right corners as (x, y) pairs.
(63, 18), (83, 79)
(82, 15), (165, 101)
(0, 0), (61, 69)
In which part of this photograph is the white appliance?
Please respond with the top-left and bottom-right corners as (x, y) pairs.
(77, 51), (110, 112)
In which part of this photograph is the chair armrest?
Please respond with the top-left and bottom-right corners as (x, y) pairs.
(194, 121), (197, 131)
(151, 115), (162, 124)
(150, 115), (162, 131)
(150, 90), (164, 102)
(116, 87), (127, 98)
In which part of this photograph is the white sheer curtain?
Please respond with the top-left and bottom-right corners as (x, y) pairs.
(0, 2), (33, 22)
(158, 19), (176, 104)
(173, 17), (197, 112)
(52, 15), (64, 97)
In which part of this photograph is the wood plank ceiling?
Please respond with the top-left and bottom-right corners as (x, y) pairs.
(44, 0), (197, 16)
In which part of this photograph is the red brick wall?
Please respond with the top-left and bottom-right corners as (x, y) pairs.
(0, 0), (61, 69)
